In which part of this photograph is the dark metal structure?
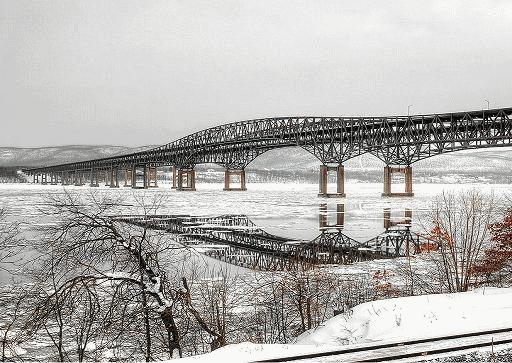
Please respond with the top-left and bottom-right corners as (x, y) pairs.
(24, 107), (512, 196)
(116, 212), (421, 271)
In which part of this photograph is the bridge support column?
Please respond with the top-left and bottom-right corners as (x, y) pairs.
(130, 165), (149, 189)
(124, 168), (133, 187)
(34, 174), (39, 184)
(74, 171), (85, 186)
(104, 171), (110, 186)
(224, 169), (247, 191)
(318, 164), (345, 198)
(131, 167), (139, 188)
(146, 166), (158, 188)
(171, 166), (177, 189)
(109, 167), (119, 188)
(61, 172), (69, 185)
(143, 165), (148, 189)
(89, 169), (99, 187)
(177, 168), (196, 191)
(50, 173), (58, 185)
(382, 166), (414, 197)
(41, 173), (47, 185)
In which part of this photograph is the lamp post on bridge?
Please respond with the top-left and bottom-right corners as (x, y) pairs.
(484, 99), (490, 110)
(407, 104), (413, 116)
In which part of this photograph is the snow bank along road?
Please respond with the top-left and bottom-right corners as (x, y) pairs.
(254, 327), (512, 362)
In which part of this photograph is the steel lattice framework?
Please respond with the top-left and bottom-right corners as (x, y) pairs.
(116, 214), (414, 271)
(24, 107), (512, 174)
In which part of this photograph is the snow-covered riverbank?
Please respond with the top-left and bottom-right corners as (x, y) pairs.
(174, 288), (512, 362)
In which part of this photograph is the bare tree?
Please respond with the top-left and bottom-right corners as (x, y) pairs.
(0, 208), (24, 277)
(0, 287), (28, 362)
(0, 207), (28, 362)
(424, 190), (498, 292)
(24, 190), (244, 360)
(24, 191), (184, 360)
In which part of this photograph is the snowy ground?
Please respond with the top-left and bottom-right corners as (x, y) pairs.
(172, 288), (512, 363)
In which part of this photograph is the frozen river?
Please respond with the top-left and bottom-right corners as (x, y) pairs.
(0, 181), (510, 283)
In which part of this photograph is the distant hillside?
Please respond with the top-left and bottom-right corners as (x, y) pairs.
(249, 146), (512, 173)
(247, 147), (512, 183)
(0, 145), (155, 168)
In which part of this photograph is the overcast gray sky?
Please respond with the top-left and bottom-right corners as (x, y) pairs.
(1, 0), (512, 147)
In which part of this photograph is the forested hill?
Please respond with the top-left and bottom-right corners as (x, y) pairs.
(0, 145), (154, 168)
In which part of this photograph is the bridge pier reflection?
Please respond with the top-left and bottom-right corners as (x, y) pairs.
(224, 169), (247, 191)
(382, 166), (414, 197)
(383, 208), (412, 229)
(318, 164), (345, 198)
(177, 168), (196, 191)
(382, 208), (415, 256)
(319, 203), (344, 230)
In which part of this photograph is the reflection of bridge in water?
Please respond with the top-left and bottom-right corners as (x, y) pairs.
(117, 205), (421, 271)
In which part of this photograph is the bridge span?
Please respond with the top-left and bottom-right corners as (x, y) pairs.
(24, 107), (512, 197)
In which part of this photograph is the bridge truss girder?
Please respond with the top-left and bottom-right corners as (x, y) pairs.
(24, 108), (512, 176)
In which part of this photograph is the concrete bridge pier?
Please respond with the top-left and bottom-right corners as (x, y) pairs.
(33, 174), (39, 184)
(382, 166), (414, 197)
(146, 166), (158, 188)
(104, 171), (109, 186)
(224, 169), (247, 191)
(89, 169), (99, 187)
(130, 165), (150, 189)
(171, 166), (177, 189)
(50, 173), (58, 185)
(41, 173), (47, 185)
(74, 172), (85, 186)
(109, 167), (119, 188)
(177, 168), (196, 191)
(61, 172), (70, 186)
(318, 164), (346, 198)
(124, 168), (133, 187)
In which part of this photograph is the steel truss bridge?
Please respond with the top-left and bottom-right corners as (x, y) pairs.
(115, 212), (421, 271)
(24, 107), (512, 196)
